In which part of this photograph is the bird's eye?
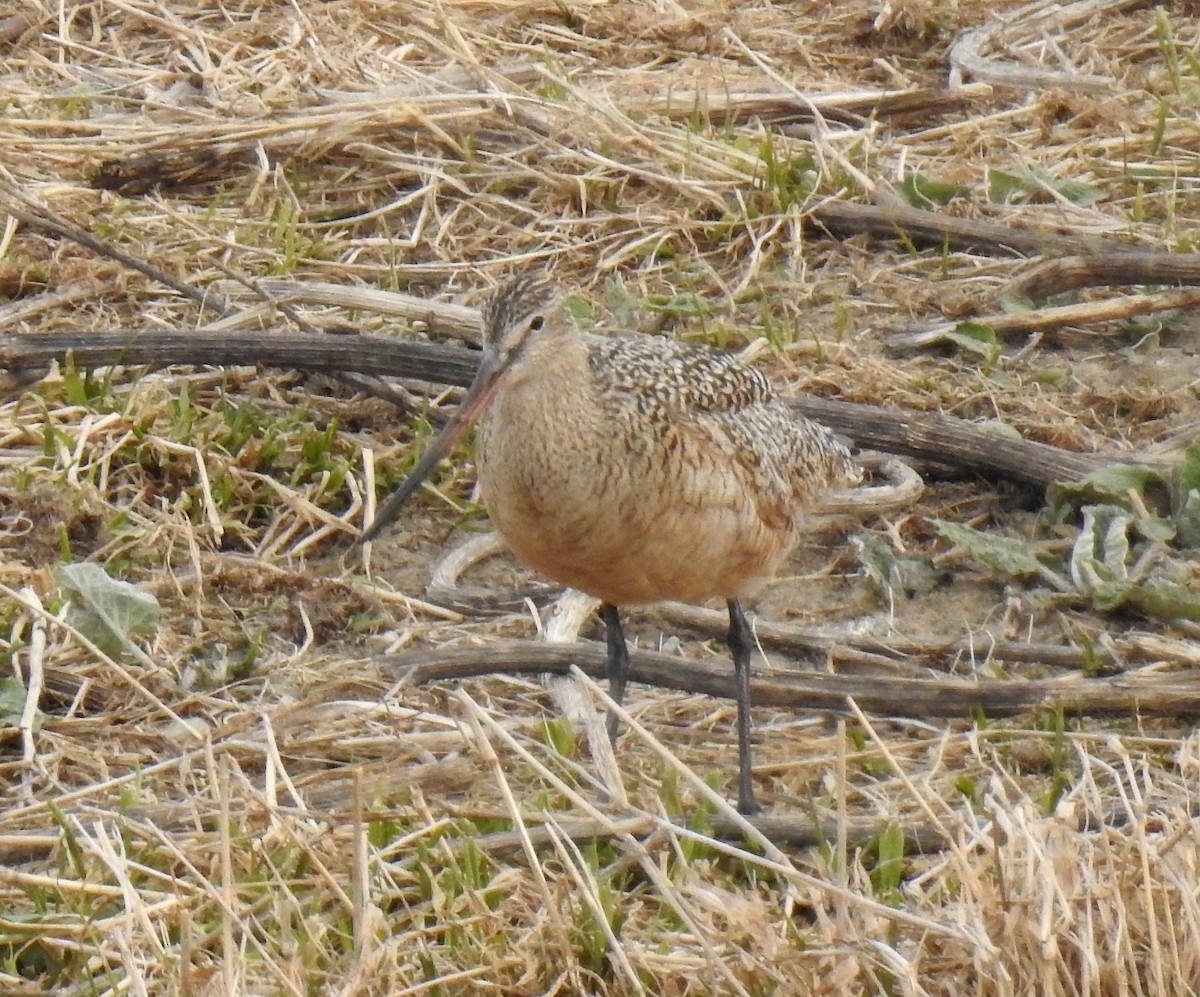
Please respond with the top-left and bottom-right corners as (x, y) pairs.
(529, 315), (545, 332)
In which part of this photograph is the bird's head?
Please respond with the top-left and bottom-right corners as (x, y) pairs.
(479, 273), (571, 373)
(357, 272), (567, 544)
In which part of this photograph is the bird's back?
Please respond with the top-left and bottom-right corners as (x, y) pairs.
(585, 333), (860, 516)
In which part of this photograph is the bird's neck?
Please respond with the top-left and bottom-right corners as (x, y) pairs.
(507, 328), (590, 395)
(487, 330), (598, 434)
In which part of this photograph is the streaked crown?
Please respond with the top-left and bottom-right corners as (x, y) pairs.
(480, 274), (566, 356)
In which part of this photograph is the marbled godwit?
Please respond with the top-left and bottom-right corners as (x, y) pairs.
(362, 273), (861, 814)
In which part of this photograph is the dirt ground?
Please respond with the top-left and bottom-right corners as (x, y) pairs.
(2, 0), (1200, 994)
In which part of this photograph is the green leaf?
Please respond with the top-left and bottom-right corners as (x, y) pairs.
(987, 165), (1104, 206)
(932, 520), (1059, 580)
(1069, 505), (1130, 590)
(955, 776), (979, 806)
(945, 321), (1000, 365)
(1046, 463), (1169, 524)
(997, 291), (1036, 313)
(1052, 175), (1105, 207)
(1135, 515), (1178, 543)
(1084, 577), (1200, 621)
(853, 534), (941, 598)
(851, 533), (903, 595)
(57, 562), (161, 656)
(1172, 439), (1200, 547)
(0, 678), (29, 729)
(899, 171), (966, 208)
(1087, 579), (1133, 613)
(1120, 580), (1200, 621)
(987, 169), (1025, 204)
(869, 823), (906, 902)
(975, 419), (1024, 441)
(539, 714), (577, 759)
(1061, 505), (1200, 621)
(61, 353), (88, 407)
(642, 292), (708, 317)
(1084, 464), (1167, 499)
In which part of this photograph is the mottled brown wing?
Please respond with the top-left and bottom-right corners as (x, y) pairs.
(682, 402), (815, 531)
(585, 335), (774, 420)
(587, 334), (857, 529)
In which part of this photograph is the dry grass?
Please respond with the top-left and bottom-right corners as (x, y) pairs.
(2, 0), (1200, 993)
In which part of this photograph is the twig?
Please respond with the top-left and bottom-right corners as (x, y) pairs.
(623, 83), (992, 129)
(807, 198), (1141, 259)
(784, 394), (1142, 485)
(206, 262), (418, 410)
(0, 280), (98, 328)
(0, 325), (1155, 486)
(219, 277), (482, 342)
(1007, 253), (1200, 302)
(380, 639), (1200, 718)
(469, 807), (949, 858)
(653, 604), (1126, 674)
(0, 327), (480, 388)
(887, 286), (1200, 352)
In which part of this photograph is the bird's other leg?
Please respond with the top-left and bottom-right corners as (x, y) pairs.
(600, 603), (629, 741)
(726, 599), (759, 815)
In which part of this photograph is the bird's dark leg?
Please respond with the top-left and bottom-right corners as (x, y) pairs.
(726, 599), (759, 815)
(600, 603), (629, 741)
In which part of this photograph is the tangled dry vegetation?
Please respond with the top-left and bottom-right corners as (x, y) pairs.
(2, 0), (1200, 993)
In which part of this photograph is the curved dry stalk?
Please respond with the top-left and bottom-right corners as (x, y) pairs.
(823, 452), (923, 515)
(948, 0), (1131, 92)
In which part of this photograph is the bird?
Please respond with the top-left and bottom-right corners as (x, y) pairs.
(360, 272), (861, 814)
